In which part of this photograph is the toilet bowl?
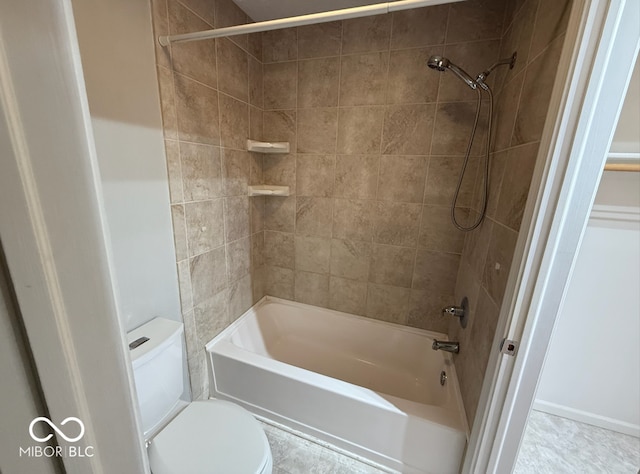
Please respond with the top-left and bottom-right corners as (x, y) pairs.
(127, 318), (272, 474)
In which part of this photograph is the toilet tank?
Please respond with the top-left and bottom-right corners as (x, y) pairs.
(127, 317), (185, 438)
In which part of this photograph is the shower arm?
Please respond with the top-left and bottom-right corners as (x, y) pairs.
(476, 52), (518, 89)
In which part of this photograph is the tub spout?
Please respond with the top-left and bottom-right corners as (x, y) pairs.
(432, 340), (459, 354)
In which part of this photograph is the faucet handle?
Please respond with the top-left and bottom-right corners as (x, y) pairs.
(441, 297), (469, 329)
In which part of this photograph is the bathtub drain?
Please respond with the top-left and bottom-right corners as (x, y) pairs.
(440, 371), (447, 386)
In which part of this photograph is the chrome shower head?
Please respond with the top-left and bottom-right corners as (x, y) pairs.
(427, 55), (450, 72)
(427, 55), (478, 90)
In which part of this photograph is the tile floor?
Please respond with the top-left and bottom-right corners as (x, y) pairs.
(515, 410), (640, 474)
(261, 422), (396, 474)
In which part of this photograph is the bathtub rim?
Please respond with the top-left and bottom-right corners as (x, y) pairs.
(206, 296), (470, 436)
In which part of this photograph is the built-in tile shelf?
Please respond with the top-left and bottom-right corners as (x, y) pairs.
(247, 139), (290, 154)
(248, 185), (290, 196)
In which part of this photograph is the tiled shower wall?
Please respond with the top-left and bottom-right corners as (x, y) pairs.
(151, 0), (266, 399)
(259, 0), (507, 329)
(449, 0), (573, 425)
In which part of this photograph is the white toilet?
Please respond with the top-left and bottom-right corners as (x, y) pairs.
(127, 317), (272, 474)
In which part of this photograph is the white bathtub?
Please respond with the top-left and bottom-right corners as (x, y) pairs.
(206, 297), (468, 473)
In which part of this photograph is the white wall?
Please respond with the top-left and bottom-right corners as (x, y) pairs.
(71, 0), (181, 331)
(534, 57), (640, 437)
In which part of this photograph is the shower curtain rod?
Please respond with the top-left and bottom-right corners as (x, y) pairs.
(158, 0), (463, 46)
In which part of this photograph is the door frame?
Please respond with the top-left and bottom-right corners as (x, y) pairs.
(464, 0), (640, 472)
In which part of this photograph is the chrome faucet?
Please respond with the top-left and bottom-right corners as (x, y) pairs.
(432, 340), (460, 354)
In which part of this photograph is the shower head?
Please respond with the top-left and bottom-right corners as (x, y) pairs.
(427, 55), (478, 90)
(427, 55), (450, 72)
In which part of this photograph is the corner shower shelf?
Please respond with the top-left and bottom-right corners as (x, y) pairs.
(248, 185), (290, 197)
(247, 139), (290, 154)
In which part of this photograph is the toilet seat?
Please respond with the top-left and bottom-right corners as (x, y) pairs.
(148, 400), (272, 474)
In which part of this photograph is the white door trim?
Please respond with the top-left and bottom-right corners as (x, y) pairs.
(0, 1), (149, 472)
(464, 0), (640, 472)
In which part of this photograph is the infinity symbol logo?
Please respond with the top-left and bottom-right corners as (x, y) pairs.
(29, 417), (85, 443)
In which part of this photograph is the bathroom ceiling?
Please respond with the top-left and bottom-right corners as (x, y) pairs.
(233, 0), (404, 21)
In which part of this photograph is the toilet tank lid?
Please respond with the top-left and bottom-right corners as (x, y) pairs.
(127, 318), (183, 368)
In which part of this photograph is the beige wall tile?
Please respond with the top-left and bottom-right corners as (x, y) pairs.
(419, 205), (466, 254)
(407, 289), (451, 332)
(264, 196), (295, 232)
(382, 104), (435, 155)
(495, 142), (538, 230)
(169, 1), (217, 88)
(296, 197), (333, 238)
(462, 216), (492, 276)
(296, 155), (335, 197)
(219, 94), (249, 150)
(412, 248), (460, 293)
(171, 204), (188, 261)
(329, 277), (367, 315)
(432, 102), (489, 156)
(190, 246), (227, 305)
(178, 0), (215, 25)
(446, 0), (505, 43)
(263, 154), (296, 193)
(334, 155), (379, 199)
(297, 108), (338, 154)
(265, 265), (294, 299)
(366, 283), (410, 324)
(157, 66), (178, 139)
(228, 274), (253, 320)
(249, 56), (263, 108)
(369, 244), (415, 288)
(424, 156), (476, 208)
(498, 0), (537, 89)
(377, 155), (428, 203)
(251, 266), (266, 303)
(249, 106), (263, 142)
(217, 38), (248, 102)
(177, 259), (193, 313)
(337, 107), (385, 155)
(249, 153), (263, 186)
(151, 0), (171, 69)
(512, 34), (564, 146)
(332, 199), (374, 242)
(174, 73), (220, 145)
(222, 149), (250, 196)
(185, 199), (225, 256)
(263, 110), (296, 149)
(529, 0), (571, 59)
(342, 15), (391, 54)
(492, 70), (525, 151)
(297, 57), (340, 108)
(194, 289), (229, 347)
(330, 239), (371, 282)
(483, 222), (518, 305)
(264, 231), (294, 269)
(467, 287), (500, 375)
(226, 236), (251, 282)
(264, 62), (297, 109)
(295, 236), (330, 274)
(248, 32), (263, 61)
(263, 28), (297, 63)
(214, 0), (248, 49)
(165, 140), (183, 204)
(251, 232), (264, 269)
(295, 271), (329, 307)
(339, 52), (389, 106)
(390, 5), (448, 49)
(298, 22), (342, 59)
(373, 201), (421, 247)
(180, 142), (222, 200)
(223, 196), (250, 242)
(387, 48), (441, 104)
